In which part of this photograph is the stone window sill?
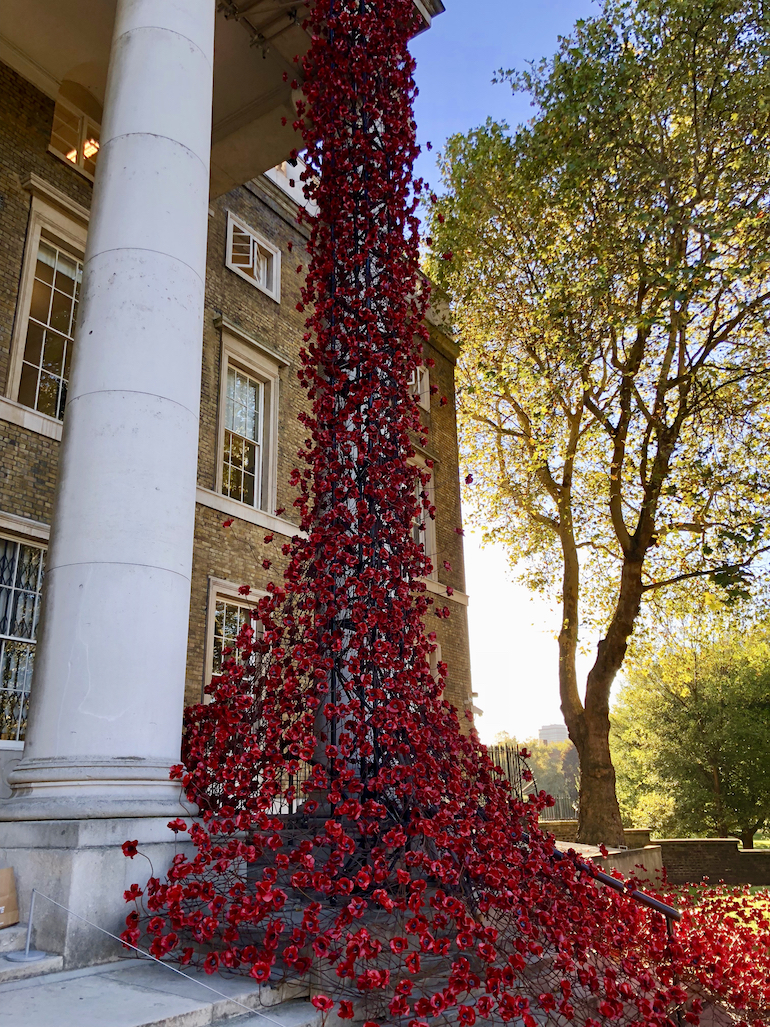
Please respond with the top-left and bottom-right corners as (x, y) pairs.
(195, 487), (305, 539)
(0, 397), (63, 441)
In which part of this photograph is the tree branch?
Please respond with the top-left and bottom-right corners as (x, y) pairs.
(641, 546), (770, 594)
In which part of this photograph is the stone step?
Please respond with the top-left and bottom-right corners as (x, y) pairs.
(0, 953), (64, 984)
(0, 956), (315, 1027)
(0, 924), (29, 954)
(211, 1001), (323, 1027)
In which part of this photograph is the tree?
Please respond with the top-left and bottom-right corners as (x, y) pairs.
(428, 0), (770, 844)
(612, 623), (770, 847)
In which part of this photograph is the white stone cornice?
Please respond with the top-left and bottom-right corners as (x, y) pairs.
(22, 174), (91, 227)
(213, 315), (291, 366)
(0, 33), (60, 99)
(0, 510), (50, 543)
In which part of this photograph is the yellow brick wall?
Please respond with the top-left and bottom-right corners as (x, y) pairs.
(0, 63), (92, 521)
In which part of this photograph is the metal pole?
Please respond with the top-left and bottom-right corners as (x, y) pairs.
(23, 891), (34, 957)
(5, 888), (49, 963)
(666, 914), (684, 1027)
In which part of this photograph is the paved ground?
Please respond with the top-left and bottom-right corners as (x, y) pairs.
(0, 956), (319, 1027)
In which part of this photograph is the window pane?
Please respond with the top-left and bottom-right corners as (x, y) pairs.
(243, 471), (255, 507)
(233, 388), (248, 438)
(83, 123), (100, 176)
(230, 225), (254, 277)
(213, 598), (260, 675)
(256, 248), (269, 289)
(224, 603), (240, 639)
(29, 279), (52, 324)
(230, 434), (243, 469)
(54, 253), (78, 296)
(23, 321), (45, 366)
(57, 381), (68, 420)
(0, 540), (14, 587)
(36, 244), (56, 285)
(0, 642), (34, 741)
(15, 544), (43, 591)
(22, 241), (82, 418)
(243, 439), (256, 475)
(0, 540), (45, 742)
(49, 290), (73, 334)
(43, 330), (66, 375)
(225, 367), (235, 429)
(0, 588), (11, 635)
(222, 366), (263, 507)
(227, 219), (277, 296)
(37, 372), (59, 418)
(246, 380), (259, 441)
(18, 364), (38, 410)
(52, 101), (80, 162)
(413, 479), (426, 546)
(11, 590), (36, 639)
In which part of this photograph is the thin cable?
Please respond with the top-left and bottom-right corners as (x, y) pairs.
(30, 890), (302, 1025)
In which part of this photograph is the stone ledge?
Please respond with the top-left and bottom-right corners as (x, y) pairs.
(0, 953), (63, 985)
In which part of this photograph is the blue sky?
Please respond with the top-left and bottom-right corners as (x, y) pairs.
(409, 1), (598, 743)
(410, 0), (598, 195)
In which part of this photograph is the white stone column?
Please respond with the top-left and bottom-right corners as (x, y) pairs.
(1, 0), (215, 819)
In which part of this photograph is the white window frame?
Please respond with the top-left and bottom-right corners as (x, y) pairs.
(48, 95), (100, 182)
(409, 364), (430, 411)
(429, 640), (443, 685)
(204, 577), (268, 698)
(3, 176), (89, 443)
(222, 365), (265, 509)
(409, 454), (438, 580)
(0, 530), (47, 750)
(225, 211), (282, 303)
(215, 318), (286, 517)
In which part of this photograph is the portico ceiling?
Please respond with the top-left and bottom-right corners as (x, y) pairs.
(0, 0), (443, 198)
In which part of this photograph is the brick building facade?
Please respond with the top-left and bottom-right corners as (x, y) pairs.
(0, 58), (473, 798)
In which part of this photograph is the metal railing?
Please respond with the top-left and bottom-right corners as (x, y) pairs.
(551, 844), (681, 927)
(486, 743), (579, 821)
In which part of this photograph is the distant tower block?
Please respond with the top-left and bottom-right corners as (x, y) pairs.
(539, 722), (569, 744)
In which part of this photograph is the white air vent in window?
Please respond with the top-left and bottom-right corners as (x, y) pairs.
(225, 212), (281, 303)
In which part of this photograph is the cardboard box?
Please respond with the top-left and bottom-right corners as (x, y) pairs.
(0, 867), (19, 928)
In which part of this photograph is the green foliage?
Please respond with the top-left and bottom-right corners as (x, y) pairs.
(612, 621), (770, 844)
(427, 0), (770, 839)
(429, 0), (770, 619)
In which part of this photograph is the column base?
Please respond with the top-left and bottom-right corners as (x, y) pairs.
(0, 817), (194, 970)
(0, 756), (192, 821)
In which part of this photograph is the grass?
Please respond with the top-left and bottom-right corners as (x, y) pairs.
(670, 883), (770, 934)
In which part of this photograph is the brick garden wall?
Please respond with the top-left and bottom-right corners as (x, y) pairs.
(543, 823), (770, 886)
(655, 839), (770, 886)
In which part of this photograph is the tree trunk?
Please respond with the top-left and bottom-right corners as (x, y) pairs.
(572, 559), (645, 846)
(573, 707), (625, 847)
(740, 829), (755, 849)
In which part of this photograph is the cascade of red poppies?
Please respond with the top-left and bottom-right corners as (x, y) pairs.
(120, 4), (768, 1025)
